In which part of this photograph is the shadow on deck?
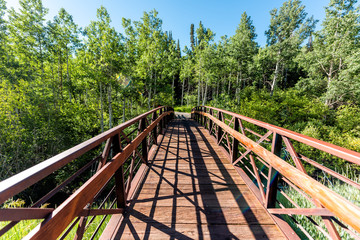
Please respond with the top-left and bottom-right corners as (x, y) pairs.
(101, 118), (285, 239)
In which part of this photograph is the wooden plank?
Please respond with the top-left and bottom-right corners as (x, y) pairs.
(24, 112), (172, 240)
(101, 119), (286, 239)
(150, 162), (235, 170)
(144, 173), (245, 185)
(127, 206), (275, 225)
(116, 223), (286, 240)
(134, 188), (262, 208)
(197, 111), (360, 233)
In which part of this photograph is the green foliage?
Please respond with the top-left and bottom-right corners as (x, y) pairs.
(174, 105), (192, 113)
(281, 169), (360, 239)
(296, 0), (360, 107)
(0, 200), (112, 239)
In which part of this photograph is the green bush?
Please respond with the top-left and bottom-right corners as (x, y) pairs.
(174, 105), (193, 113)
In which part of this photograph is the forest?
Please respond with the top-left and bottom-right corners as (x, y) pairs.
(1, 0), (360, 182)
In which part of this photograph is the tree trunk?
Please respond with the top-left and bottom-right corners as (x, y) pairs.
(236, 72), (240, 104)
(197, 75), (201, 106)
(202, 80), (208, 105)
(39, 35), (44, 82)
(270, 60), (280, 96)
(108, 84), (113, 129)
(325, 61), (334, 106)
(154, 72), (157, 108)
(228, 72), (232, 95)
(58, 50), (62, 95)
(187, 78), (190, 106)
(181, 77), (185, 106)
(99, 82), (104, 132)
(123, 95), (126, 123)
(201, 78), (205, 103)
(67, 50), (71, 102)
(130, 97), (133, 115)
(148, 85), (152, 110)
(197, 58), (201, 106)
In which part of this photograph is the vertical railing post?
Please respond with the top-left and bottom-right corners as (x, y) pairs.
(113, 133), (126, 209)
(231, 118), (239, 163)
(194, 107), (197, 122)
(162, 107), (166, 131)
(265, 133), (282, 208)
(167, 107), (170, 124)
(152, 110), (157, 145)
(208, 108), (213, 135)
(198, 107), (200, 123)
(201, 107), (204, 126)
(204, 107), (207, 128)
(217, 111), (223, 144)
(159, 108), (163, 134)
(140, 117), (148, 164)
(199, 107), (202, 125)
(196, 107), (199, 123)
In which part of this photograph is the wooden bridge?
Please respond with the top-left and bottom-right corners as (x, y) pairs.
(0, 106), (360, 239)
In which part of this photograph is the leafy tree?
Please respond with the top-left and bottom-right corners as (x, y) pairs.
(296, 0), (360, 107)
(193, 21), (214, 105)
(265, 0), (316, 95)
(8, 0), (48, 82)
(230, 12), (258, 100)
(190, 23), (195, 51)
(85, 6), (123, 131)
(47, 8), (80, 100)
(0, 0), (7, 78)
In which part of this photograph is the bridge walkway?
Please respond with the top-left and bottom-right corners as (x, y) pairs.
(101, 117), (286, 239)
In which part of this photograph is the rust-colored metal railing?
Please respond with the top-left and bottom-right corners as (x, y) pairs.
(0, 106), (174, 239)
(192, 106), (360, 240)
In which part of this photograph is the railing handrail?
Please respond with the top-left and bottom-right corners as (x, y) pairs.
(24, 107), (173, 239)
(192, 106), (360, 236)
(201, 106), (360, 165)
(0, 106), (171, 205)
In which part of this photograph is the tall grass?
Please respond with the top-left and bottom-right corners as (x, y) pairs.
(0, 202), (112, 239)
(282, 169), (360, 239)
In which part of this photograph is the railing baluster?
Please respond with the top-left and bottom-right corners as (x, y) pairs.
(208, 108), (213, 134)
(74, 205), (89, 240)
(97, 137), (113, 171)
(162, 108), (166, 130)
(191, 106), (360, 238)
(217, 111), (223, 144)
(265, 133), (282, 208)
(282, 137), (341, 239)
(231, 118), (239, 164)
(282, 136), (307, 173)
(201, 106), (205, 126)
(159, 108), (163, 134)
(113, 133), (126, 209)
(250, 154), (266, 203)
(140, 118), (148, 164)
(152, 111), (157, 145)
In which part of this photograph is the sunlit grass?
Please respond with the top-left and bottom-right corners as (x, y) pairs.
(174, 105), (193, 113)
(282, 170), (360, 240)
(0, 203), (113, 240)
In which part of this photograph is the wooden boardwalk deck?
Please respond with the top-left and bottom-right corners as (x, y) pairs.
(102, 117), (286, 239)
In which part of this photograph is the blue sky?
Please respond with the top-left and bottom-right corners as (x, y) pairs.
(5, 0), (330, 49)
